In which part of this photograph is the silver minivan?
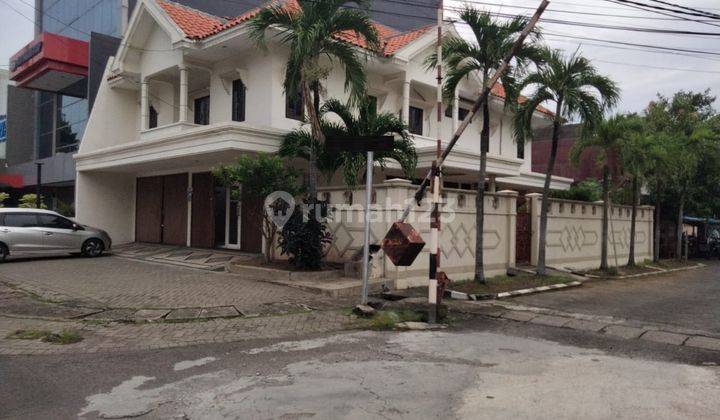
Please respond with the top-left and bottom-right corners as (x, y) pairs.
(0, 208), (112, 261)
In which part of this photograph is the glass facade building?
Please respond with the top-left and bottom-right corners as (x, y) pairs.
(37, 0), (123, 157)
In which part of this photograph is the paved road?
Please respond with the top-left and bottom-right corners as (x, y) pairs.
(512, 262), (720, 334)
(2, 318), (719, 419)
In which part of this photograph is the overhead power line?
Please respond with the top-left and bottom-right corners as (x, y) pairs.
(607, 0), (720, 19)
(646, 0), (720, 19)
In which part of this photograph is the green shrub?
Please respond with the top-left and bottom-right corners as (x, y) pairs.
(552, 180), (602, 202)
(18, 194), (47, 209)
(278, 202), (333, 270)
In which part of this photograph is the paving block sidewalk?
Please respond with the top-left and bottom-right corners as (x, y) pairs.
(0, 310), (356, 355)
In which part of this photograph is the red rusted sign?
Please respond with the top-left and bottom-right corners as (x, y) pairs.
(382, 222), (425, 266)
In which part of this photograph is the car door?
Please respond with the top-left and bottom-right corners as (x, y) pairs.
(38, 214), (83, 251)
(0, 213), (45, 252)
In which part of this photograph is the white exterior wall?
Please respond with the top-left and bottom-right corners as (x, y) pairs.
(75, 171), (136, 245)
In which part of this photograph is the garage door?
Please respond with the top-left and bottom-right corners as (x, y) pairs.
(135, 174), (188, 245)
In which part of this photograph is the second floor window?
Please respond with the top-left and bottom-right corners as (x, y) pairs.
(445, 105), (471, 121)
(517, 138), (525, 159)
(286, 90), (304, 121)
(194, 96), (210, 125)
(409, 106), (423, 136)
(232, 79), (245, 122)
(149, 105), (158, 129)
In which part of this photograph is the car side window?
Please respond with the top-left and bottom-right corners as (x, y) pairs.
(3, 213), (40, 228)
(39, 215), (75, 230)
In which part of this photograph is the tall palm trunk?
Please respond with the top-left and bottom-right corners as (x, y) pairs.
(301, 79), (324, 207)
(475, 101), (490, 283)
(600, 165), (610, 271)
(628, 175), (639, 267)
(653, 180), (661, 262)
(676, 192), (685, 261)
(537, 101), (563, 276)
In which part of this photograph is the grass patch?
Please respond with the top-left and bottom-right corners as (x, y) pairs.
(449, 273), (575, 295)
(7, 328), (83, 344)
(653, 259), (697, 269)
(367, 310), (424, 330)
(586, 264), (661, 277)
(41, 329), (83, 345)
(7, 329), (52, 340)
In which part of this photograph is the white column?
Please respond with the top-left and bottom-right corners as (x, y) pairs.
(402, 75), (410, 124)
(179, 64), (188, 124)
(140, 78), (149, 130)
(489, 176), (497, 193)
(452, 89), (459, 133)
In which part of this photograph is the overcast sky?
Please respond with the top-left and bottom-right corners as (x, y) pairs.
(1, 0), (718, 114)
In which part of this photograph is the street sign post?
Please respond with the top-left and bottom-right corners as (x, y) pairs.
(326, 136), (395, 305)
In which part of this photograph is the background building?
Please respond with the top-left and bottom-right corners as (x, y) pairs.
(0, 68), (8, 162)
(2, 0), (136, 211)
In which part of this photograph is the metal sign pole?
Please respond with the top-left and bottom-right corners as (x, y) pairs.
(361, 151), (374, 304)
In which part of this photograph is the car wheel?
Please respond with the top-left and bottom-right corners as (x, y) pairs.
(0, 244), (8, 262)
(82, 239), (104, 257)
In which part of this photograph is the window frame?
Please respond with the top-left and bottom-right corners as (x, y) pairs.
(285, 90), (304, 121)
(194, 96), (210, 125)
(408, 106), (424, 136)
(232, 79), (246, 122)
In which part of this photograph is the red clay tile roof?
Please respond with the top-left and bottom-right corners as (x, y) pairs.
(155, 0), (431, 56)
(491, 83), (554, 117)
(383, 25), (434, 56)
(154, 0), (553, 117)
(157, 0), (224, 39)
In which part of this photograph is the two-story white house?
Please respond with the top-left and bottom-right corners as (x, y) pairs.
(74, 0), (572, 253)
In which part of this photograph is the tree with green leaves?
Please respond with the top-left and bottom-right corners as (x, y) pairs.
(514, 48), (620, 275)
(280, 97), (417, 186)
(645, 90), (719, 260)
(570, 114), (626, 271)
(249, 0), (380, 201)
(213, 154), (300, 263)
(425, 6), (542, 283)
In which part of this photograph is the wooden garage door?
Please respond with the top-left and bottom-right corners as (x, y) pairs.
(162, 174), (188, 246)
(191, 172), (215, 248)
(135, 176), (163, 243)
(241, 190), (264, 253)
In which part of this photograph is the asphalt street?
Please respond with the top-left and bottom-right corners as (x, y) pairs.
(2, 262), (720, 419)
(512, 262), (720, 333)
(2, 315), (720, 419)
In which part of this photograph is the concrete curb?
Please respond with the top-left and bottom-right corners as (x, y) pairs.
(452, 301), (720, 353)
(582, 262), (704, 280)
(444, 280), (583, 301)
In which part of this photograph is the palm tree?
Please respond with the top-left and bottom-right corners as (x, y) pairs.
(514, 48), (620, 275)
(570, 115), (625, 272)
(280, 97), (417, 186)
(249, 0), (380, 201)
(617, 115), (650, 267)
(425, 7), (542, 283)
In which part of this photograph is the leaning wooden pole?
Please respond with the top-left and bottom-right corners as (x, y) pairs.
(399, 0), (550, 223)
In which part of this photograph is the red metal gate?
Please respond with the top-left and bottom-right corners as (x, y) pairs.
(516, 212), (532, 265)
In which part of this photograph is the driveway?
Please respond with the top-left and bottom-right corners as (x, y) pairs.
(511, 262), (720, 334)
(0, 255), (341, 314)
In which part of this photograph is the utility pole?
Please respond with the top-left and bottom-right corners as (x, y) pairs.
(427, 0), (444, 323)
(35, 162), (43, 208)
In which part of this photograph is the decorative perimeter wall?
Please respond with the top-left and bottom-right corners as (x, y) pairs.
(319, 179), (653, 289)
(525, 193), (654, 270)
